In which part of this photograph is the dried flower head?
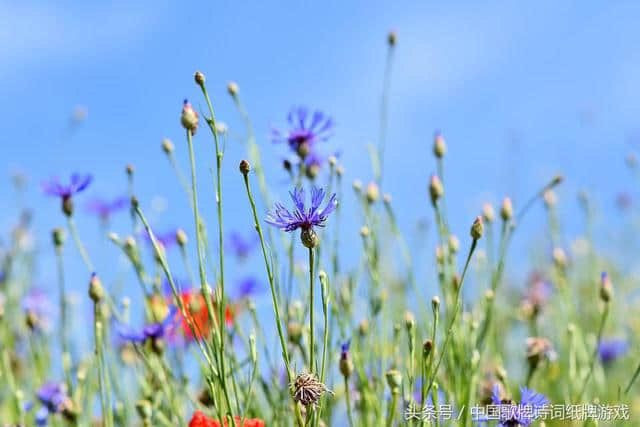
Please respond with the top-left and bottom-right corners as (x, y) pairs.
(292, 372), (332, 407)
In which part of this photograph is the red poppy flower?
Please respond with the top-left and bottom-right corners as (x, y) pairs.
(177, 290), (235, 341)
(188, 411), (265, 427)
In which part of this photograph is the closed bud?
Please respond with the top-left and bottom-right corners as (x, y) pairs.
(552, 247), (567, 270)
(194, 71), (205, 86)
(328, 155), (337, 167)
(543, 189), (556, 208)
(360, 226), (370, 238)
(239, 159), (251, 176)
(599, 272), (613, 303)
(287, 321), (302, 344)
(451, 274), (461, 291)
(336, 165), (344, 176)
(387, 31), (397, 46)
(383, 193), (392, 204)
(431, 296), (440, 314)
(550, 174), (563, 187)
(423, 339), (433, 357)
(366, 182), (379, 204)
(404, 311), (415, 331)
(176, 229), (188, 246)
(89, 273), (104, 303)
(433, 132), (447, 158)
(108, 232), (120, 244)
(300, 228), (319, 248)
(358, 318), (369, 336)
(180, 99), (199, 133)
(429, 175), (444, 205)
(130, 196), (139, 209)
(352, 179), (362, 192)
(385, 369), (402, 392)
(482, 203), (495, 223)
(161, 138), (174, 154)
(448, 234), (459, 254)
(435, 245), (444, 264)
(52, 228), (66, 248)
(470, 216), (484, 240)
(227, 81), (239, 97)
(126, 164), (135, 176)
(500, 197), (513, 221)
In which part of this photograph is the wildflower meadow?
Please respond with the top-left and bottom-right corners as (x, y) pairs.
(2, 2), (640, 426)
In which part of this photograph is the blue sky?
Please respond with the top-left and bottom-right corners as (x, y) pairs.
(2, 1), (640, 332)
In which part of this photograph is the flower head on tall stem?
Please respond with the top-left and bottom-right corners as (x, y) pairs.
(116, 306), (178, 344)
(266, 186), (337, 248)
(489, 384), (549, 426)
(598, 338), (628, 364)
(42, 173), (92, 216)
(22, 288), (54, 332)
(271, 107), (334, 159)
(35, 382), (74, 425)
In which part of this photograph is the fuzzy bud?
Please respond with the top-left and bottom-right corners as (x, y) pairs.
(448, 234), (459, 254)
(358, 318), (369, 336)
(387, 31), (397, 46)
(180, 99), (199, 133)
(470, 216), (484, 240)
(433, 132), (447, 158)
(383, 193), (392, 204)
(360, 226), (370, 238)
(451, 274), (461, 291)
(176, 229), (188, 246)
(89, 273), (104, 303)
(552, 247), (567, 270)
(385, 369), (402, 393)
(423, 339), (433, 357)
(599, 272), (613, 303)
(239, 160), (251, 176)
(550, 174), (563, 187)
(366, 182), (379, 204)
(161, 138), (174, 154)
(194, 71), (205, 86)
(482, 203), (495, 223)
(500, 197), (513, 221)
(352, 179), (362, 192)
(543, 189), (556, 208)
(431, 296), (440, 314)
(227, 81), (239, 97)
(429, 175), (444, 205)
(336, 165), (344, 177)
(126, 164), (135, 177)
(52, 227), (66, 248)
(301, 228), (319, 248)
(328, 155), (337, 167)
(404, 311), (415, 332)
(287, 322), (302, 344)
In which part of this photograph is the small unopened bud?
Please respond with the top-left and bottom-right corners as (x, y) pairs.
(404, 311), (415, 331)
(194, 71), (205, 86)
(471, 216), (484, 240)
(599, 272), (613, 302)
(336, 165), (344, 176)
(383, 193), (392, 204)
(358, 318), (369, 336)
(287, 321), (303, 344)
(431, 296), (440, 314)
(366, 182), (379, 204)
(360, 226), (370, 238)
(451, 274), (461, 291)
(239, 160), (251, 176)
(62, 196), (73, 217)
(550, 174), (563, 187)
(448, 235), (460, 254)
(500, 197), (513, 221)
(130, 196), (139, 209)
(126, 164), (135, 176)
(429, 175), (444, 205)
(180, 99), (199, 133)
(433, 132), (447, 158)
(423, 339), (433, 357)
(552, 247), (567, 270)
(328, 155), (337, 167)
(52, 228), (66, 248)
(249, 334), (257, 364)
(89, 273), (104, 303)
(484, 289), (495, 301)
(161, 138), (174, 154)
(435, 245), (444, 264)
(387, 31), (397, 47)
(385, 369), (402, 392)
(108, 232), (120, 244)
(176, 229), (188, 246)
(543, 189), (556, 208)
(301, 228), (319, 248)
(482, 203), (495, 223)
(352, 179), (362, 192)
(123, 236), (136, 251)
(227, 81), (239, 97)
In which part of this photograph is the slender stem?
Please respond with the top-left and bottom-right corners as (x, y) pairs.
(344, 376), (354, 427)
(378, 40), (395, 185)
(425, 238), (478, 399)
(309, 247), (315, 372)
(241, 171), (304, 427)
(386, 391), (399, 427)
(55, 247), (73, 393)
(67, 216), (94, 272)
(625, 360), (640, 394)
(93, 305), (113, 427)
(577, 304), (610, 400)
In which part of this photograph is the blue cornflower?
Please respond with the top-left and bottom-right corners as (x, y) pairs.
(36, 382), (72, 425)
(271, 106), (334, 158)
(42, 173), (92, 216)
(236, 276), (261, 299)
(598, 338), (628, 364)
(266, 186), (337, 248)
(489, 384), (548, 426)
(117, 306), (178, 344)
(22, 288), (54, 332)
(227, 231), (258, 260)
(86, 196), (127, 220)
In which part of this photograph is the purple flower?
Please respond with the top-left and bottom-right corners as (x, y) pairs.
(236, 276), (261, 299)
(488, 384), (548, 426)
(227, 232), (258, 259)
(266, 186), (337, 233)
(341, 340), (351, 357)
(41, 174), (92, 198)
(141, 229), (177, 248)
(22, 288), (54, 332)
(598, 339), (628, 364)
(86, 196), (127, 220)
(271, 107), (334, 158)
(36, 382), (71, 425)
(117, 306), (178, 343)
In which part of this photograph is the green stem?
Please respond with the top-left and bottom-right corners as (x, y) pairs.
(577, 304), (610, 400)
(67, 216), (94, 272)
(344, 376), (354, 427)
(55, 247), (73, 393)
(386, 391), (399, 427)
(309, 247), (315, 373)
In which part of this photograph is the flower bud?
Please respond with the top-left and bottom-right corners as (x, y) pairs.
(429, 175), (444, 205)
(387, 31), (397, 46)
(249, 334), (257, 364)
(301, 228), (319, 248)
(194, 71), (205, 86)
(287, 321), (303, 344)
(126, 164), (135, 176)
(366, 182), (379, 204)
(500, 197), (513, 221)
(448, 234), (459, 254)
(482, 203), (495, 223)
(423, 339), (433, 357)
(52, 227), (66, 248)
(352, 179), (362, 192)
(383, 193), (392, 204)
(431, 296), (440, 314)
(471, 216), (484, 240)
(552, 247), (567, 270)
(176, 229), (188, 246)
(433, 132), (447, 158)
(180, 99), (199, 133)
(360, 226), (370, 238)
(435, 245), (444, 264)
(358, 318), (369, 336)
(404, 311), (415, 332)
(385, 369), (402, 392)
(227, 81), (239, 97)
(89, 273), (104, 303)
(328, 155), (337, 167)
(336, 165), (344, 176)
(161, 138), (174, 154)
(62, 196), (73, 217)
(239, 160), (251, 176)
(599, 272), (613, 302)
(550, 174), (563, 187)
(451, 274), (461, 291)
(543, 189), (556, 208)
(339, 343), (354, 378)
